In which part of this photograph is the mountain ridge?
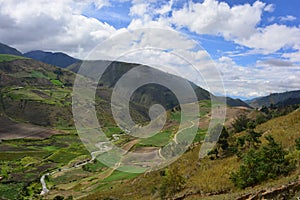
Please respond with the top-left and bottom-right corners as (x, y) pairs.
(246, 90), (300, 108)
(0, 42), (23, 56)
(23, 50), (78, 68)
(1, 42), (250, 108)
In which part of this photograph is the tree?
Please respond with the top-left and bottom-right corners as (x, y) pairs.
(244, 129), (262, 149)
(207, 124), (229, 159)
(235, 129), (261, 158)
(295, 138), (300, 150)
(231, 135), (293, 189)
(232, 114), (250, 133)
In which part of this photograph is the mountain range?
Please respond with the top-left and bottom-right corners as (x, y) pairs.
(0, 42), (300, 200)
(0, 42), (251, 108)
(247, 90), (300, 108)
(2, 42), (299, 110)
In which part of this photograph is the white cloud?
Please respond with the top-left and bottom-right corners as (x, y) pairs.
(264, 4), (275, 12)
(236, 24), (300, 54)
(92, 0), (111, 9)
(166, 0), (300, 55)
(0, 0), (116, 58)
(171, 0), (265, 40)
(156, 0), (173, 15)
(283, 51), (300, 63)
(217, 56), (300, 98)
(129, 3), (148, 17)
(280, 15), (297, 22)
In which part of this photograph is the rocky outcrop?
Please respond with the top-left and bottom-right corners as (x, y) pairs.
(236, 178), (300, 200)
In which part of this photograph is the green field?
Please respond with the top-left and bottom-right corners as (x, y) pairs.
(103, 170), (139, 182)
(138, 130), (173, 147)
(0, 54), (29, 62)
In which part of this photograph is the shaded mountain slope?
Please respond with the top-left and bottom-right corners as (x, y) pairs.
(247, 90), (300, 108)
(0, 42), (22, 56)
(24, 50), (78, 68)
(68, 60), (250, 108)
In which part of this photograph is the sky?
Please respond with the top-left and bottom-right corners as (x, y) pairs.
(0, 0), (299, 99)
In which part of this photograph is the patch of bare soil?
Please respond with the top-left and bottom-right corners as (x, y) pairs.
(0, 115), (61, 140)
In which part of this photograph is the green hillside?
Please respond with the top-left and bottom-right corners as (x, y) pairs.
(83, 109), (300, 200)
(0, 54), (29, 62)
(247, 90), (300, 108)
(0, 53), (299, 200)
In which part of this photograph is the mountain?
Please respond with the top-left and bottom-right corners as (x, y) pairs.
(23, 50), (78, 68)
(275, 97), (300, 108)
(85, 108), (300, 200)
(247, 90), (300, 108)
(68, 61), (251, 108)
(0, 54), (76, 126)
(0, 42), (22, 56)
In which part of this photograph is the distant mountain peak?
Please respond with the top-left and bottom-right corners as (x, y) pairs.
(0, 42), (22, 56)
(247, 90), (300, 108)
(23, 50), (78, 68)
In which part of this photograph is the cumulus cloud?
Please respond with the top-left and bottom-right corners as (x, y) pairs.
(264, 4), (275, 12)
(236, 24), (300, 54)
(129, 3), (148, 17)
(171, 1), (265, 40)
(280, 15), (297, 22)
(164, 0), (300, 54)
(217, 56), (300, 98)
(0, 0), (116, 58)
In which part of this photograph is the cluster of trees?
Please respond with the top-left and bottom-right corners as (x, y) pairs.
(260, 104), (299, 120)
(231, 135), (293, 188)
(232, 113), (267, 133)
(207, 124), (229, 159)
(207, 113), (297, 189)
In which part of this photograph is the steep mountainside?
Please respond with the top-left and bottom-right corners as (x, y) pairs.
(247, 90), (300, 108)
(24, 50), (78, 68)
(68, 61), (251, 108)
(0, 42), (22, 56)
(0, 55), (76, 126)
(84, 108), (300, 200)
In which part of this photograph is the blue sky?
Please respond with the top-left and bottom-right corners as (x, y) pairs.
(0, 0), (299, 99)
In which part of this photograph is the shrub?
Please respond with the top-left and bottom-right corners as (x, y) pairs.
(232, 114), (250, 133)
(295, 138), (300, 150)
(159, 166), (185, 199)
(231, 136), (293, 189)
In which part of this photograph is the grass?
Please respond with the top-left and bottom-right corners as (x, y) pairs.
(31, 70), (49, 79)
(255, 109), (300, 149)
(194, 129), (207, 142)
(47, 148), (86, 164)
(103, 170), (139, 182)
(82, 160), (107, 172)
(170, 111), (181, 122)
(3, 86), (71, 107)
(138, 130), (173, 147)
(0, 151), (52, 161)
(51, 79), (64, 86)
(0, 54), (28, 62)
(0, 183), (24, 199)
(83, 108), (300, 200)
(50, 168), (90, 186)
(42, 145), (58, 151)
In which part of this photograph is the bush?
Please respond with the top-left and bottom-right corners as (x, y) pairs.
(207, 124), (229, 159)
(295, 138), (300, 150)
(231, 136), (293, 189)
(159, 166), (185, 199)
(232, 114), (250, 133)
